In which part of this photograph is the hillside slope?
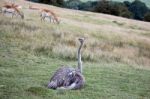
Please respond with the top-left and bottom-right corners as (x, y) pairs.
(0, 0), (150, 99)
(13, 0), (150, 67)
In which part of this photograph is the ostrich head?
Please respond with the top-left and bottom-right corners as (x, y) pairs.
(78, 38), (85, 44)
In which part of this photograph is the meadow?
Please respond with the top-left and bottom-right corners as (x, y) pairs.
(0, 0), (150, 99)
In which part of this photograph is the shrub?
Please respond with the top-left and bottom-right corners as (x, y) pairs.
(94, 0), (133, 18)
(95, 0), (111, 14)
(65, 0), (81, 10)
(128, 0), (149, 20)
(39, 0), (64, 6)
(144, 12), (150, 22)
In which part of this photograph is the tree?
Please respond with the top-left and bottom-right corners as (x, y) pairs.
(95, 0), (111, 14)
(65, 0), (81, 10)
(56, 0), (64, 6)
(94, 0), (133, 18)
(144, 12), (150, 22)
(79, 1), (98, 11)
(129, 0), (149, 20)
(123, 1), (131, 7)
(39, 0), (64, 6)
(113, 3), (133, 18)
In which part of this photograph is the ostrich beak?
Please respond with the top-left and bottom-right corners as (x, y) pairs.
(78, 38), (85, 43)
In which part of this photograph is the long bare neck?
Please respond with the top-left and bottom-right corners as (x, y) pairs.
(78, 42), (83, 74)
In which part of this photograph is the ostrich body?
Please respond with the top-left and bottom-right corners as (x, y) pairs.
(48, 38), (85, 90)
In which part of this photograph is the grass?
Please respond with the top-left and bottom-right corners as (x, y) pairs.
(0, 44), (150, 99)
(0, 41), (150, 99)
(63, 14), (113, 25)
(0, 0), (150, 98)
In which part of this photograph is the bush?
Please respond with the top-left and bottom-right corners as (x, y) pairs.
(94, 0), (133, 18)
(144, 12), (150, 22)
(65, 0), (82, 10)
(79, 1), (98, 11)
(110, 2), (133, 18)
(128, 0), (149, 20)
(95, 0), (111, 14)
(39, 0), (64, 6)
(123, 1), (131, 7)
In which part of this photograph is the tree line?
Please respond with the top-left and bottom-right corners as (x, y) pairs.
(32, 0), (150, 22)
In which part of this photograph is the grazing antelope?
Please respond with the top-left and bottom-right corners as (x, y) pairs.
(40, 9), (60, 24)
(1, 3), (24, 19)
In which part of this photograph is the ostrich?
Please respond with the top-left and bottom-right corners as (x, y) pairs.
(48, 38), (85, 90)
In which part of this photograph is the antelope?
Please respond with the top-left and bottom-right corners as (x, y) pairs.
(40, 9), (60, 24)
(1, 3), (24, 19)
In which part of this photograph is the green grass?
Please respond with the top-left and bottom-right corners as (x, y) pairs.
(0, 40), (150, 99)
(64, 14), (113, 25)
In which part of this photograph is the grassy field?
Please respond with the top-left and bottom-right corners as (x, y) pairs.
(0, 0), (150, 99)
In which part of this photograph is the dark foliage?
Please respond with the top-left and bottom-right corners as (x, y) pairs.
(144, 12), (150, 22)
(64, 0), (81, 10)
(39, 0), (64, 6)
(94, 0), (133, 18)
(128, 0), (149, 20)
(93, 0), (149, 21)
(95, 0), (111, 14)
(79, 1), (98, 11)
(123, 1), (131, 7)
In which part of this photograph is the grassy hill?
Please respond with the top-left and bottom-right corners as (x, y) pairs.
(0, 0), (150, 99)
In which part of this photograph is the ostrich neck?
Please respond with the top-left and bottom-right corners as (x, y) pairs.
(78, 43), (83, 74)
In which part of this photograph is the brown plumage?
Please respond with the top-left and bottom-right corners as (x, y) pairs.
(48, 67), (76, 89)
(62, 71), (85, 90)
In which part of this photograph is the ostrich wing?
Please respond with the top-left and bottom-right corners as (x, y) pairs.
(72, 72), (85, 89)
(57, 72), (85, 90)
(48, 66), (75, 89)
